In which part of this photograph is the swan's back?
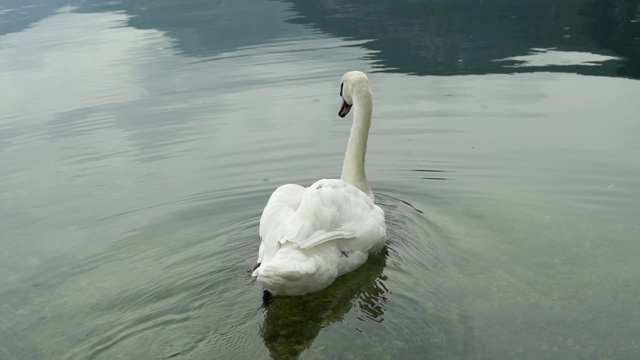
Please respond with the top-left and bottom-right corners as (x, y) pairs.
(253, 179), (386, 296)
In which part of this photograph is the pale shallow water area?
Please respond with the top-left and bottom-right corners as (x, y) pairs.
(1, 0), (639, 359)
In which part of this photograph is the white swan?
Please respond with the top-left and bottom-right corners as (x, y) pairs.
(252, 71), (386, 296)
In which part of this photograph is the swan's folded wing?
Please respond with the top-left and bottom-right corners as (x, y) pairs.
(296, 229), (357, 249)
(259, 184), (306, 264)
(283, 179), (379, 249)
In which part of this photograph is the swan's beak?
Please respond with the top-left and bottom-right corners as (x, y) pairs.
(338, 98), (352, 118)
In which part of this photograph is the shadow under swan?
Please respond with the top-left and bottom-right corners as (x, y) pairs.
(259, 246), (389, 359)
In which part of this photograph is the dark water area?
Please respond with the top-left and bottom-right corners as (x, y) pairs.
(1, 0), (639, 359)
(282, 0), (640, 78)
(3, 0), (639, 76)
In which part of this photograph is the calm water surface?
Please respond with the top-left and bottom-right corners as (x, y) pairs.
(1, 0), (639, 359)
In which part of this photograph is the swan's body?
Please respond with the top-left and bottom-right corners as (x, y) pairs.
(252, 71), (386, 296)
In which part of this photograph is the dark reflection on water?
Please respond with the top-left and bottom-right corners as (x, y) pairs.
(0, 0), (64, 37)
(258, 190), (476, 359)
(2, 0), (637, 77)
(0, 0), (302, 57)
(278, 0), (640, 78)
(583, 0), (640, 78)
(76, 0), (302, 58)
(260, 248), (388, 360)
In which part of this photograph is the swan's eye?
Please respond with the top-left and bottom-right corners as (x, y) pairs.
(340, 83), (343, 97)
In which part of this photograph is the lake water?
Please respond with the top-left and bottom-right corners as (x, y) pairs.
(1, 0), (639, 359)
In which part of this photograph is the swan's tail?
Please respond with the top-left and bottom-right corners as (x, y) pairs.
(253, 257), (335, 296)
(253, 262), (306, 296)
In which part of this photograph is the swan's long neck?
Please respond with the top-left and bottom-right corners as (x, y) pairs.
(341, 87), (373, 198)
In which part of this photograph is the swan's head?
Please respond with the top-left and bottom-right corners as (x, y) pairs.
(338, 71), (370, 118)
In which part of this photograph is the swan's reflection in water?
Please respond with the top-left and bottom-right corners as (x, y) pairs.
(258, 192), (478, 358)
(260, 247), (388, 359)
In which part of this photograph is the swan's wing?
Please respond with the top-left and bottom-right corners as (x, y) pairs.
(258, 184), (305, 264)
(284, 179), (384, 250)
(295, 229), (357, 249)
